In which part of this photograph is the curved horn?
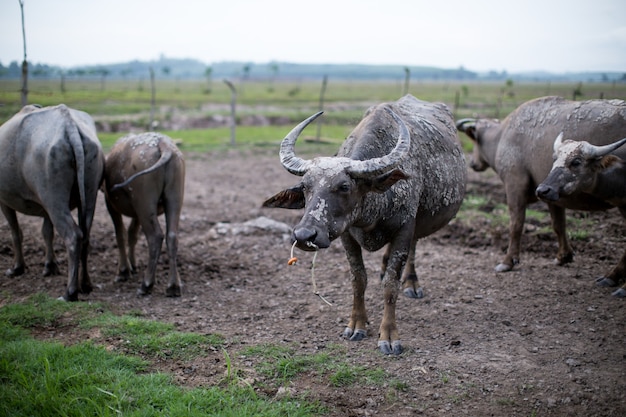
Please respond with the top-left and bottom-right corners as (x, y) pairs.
(347, 107), (411, 178)
(553, 132), (564, 153)
(455, 118), (476, 132)
(279, 111), (324, 176)
(581, 137), (626, 158)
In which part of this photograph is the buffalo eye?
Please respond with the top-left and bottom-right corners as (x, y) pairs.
(336, 182), (351, 193)
(569, 157), (582, 168)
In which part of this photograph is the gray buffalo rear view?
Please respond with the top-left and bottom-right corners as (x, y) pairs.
(0, 104), (104, 301)
(263, 95), (467, 354)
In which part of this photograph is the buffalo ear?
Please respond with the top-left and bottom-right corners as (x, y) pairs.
(369, 169), (409, 193)
(599, 154), (620, 169)
(262, 185), (305, 209)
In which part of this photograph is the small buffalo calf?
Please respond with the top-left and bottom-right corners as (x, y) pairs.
(103, 132), (185, 296)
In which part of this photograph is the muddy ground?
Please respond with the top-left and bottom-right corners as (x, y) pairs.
(1, 148), (625, 416)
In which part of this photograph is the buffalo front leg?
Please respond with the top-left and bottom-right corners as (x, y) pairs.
(596, 248), (626, 297)
(498, 185), (528, 272)
(1, 204), (25, 277)
(41, 216), (61, 276)
(378, 244), (407, 355)
(340, 233), (368, 341)
(548, 203), (574, 266)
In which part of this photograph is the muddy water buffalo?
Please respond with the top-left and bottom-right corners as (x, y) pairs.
(263, 95), (467, 354)
(456, 96), (626, 272)
(537, 134), (626, 297)
(103, 132), (185, 297)
(0, 104), (104, 301)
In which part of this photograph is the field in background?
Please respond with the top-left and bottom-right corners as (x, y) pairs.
(2, 78), (626, 140)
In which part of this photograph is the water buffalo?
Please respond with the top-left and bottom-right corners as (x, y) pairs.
(103, 132), (185, 297)
(263, 95), (467, 354)
(0, 104), (104, 301)
(456, 96), (626, 272)
(537, 134), (626, 297)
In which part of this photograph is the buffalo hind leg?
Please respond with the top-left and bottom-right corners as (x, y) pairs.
(164, 197), (182, 297)
(1, 204), (25, 277)
(105, 199), (134, 282)
(381, 239), (422, 298)
(41, 216), (61, 276)
(51, 213), (82, 301)
(401, 234), (422, 298)
(136, 213), (164, 297)
(127, 218), (140, 275)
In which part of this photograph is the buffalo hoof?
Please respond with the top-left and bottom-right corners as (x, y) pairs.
(495, 263), (513, 273)
(43, 261), (60, 277)
(343, 327), (366, 341)
(403, 286), (424, 299)
(166, 284), (181, 297)
(137, 283), (153, 297)
(378, 340), (402, 355)
(555, 252), (574, 266)
(5, 265), (25, 277)
(115, 268), (133, 283)
(611, 288), (626, 297)
(79, 283), (93, 295)
(61, 291), (79, 302)
(595, 277), (617, 287)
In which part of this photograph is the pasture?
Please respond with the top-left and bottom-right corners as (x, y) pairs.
(1, 79), (626, 416)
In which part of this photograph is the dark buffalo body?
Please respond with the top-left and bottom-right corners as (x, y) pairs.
(264, 95), (466, 354)
(103, 132), (185, 297)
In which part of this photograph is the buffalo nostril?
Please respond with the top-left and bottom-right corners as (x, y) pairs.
(536, 185), (549, 197)
(294, 227), (316, 244)
(536, 184), (558, 201)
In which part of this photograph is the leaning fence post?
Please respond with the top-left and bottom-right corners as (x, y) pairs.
(223, 79), (237, 146)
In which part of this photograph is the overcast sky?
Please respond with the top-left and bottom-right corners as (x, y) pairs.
(1, 0), (625, 74)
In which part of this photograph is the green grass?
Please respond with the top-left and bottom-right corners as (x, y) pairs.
(0, 336), (319, 417)
(97, 124), (351, 153)
(0, 294), (323, 417)
(2, 293), (420, 414)
(82, 313), (225, 361)
(240, 342), (395, 390)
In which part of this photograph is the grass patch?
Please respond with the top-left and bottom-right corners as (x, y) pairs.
(0, 295), (323, 417)
(97, 124), (349, 153)
(240, 342), (393, 390)
(328, 366), (386, 387)
(241, 344), (332, 382)
(0, 292), (99, 328)
(82, 313), (225, 361)
(0, 333), (320, 417)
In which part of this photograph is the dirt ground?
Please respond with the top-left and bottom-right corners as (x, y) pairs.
(1, 147), (625, 416)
